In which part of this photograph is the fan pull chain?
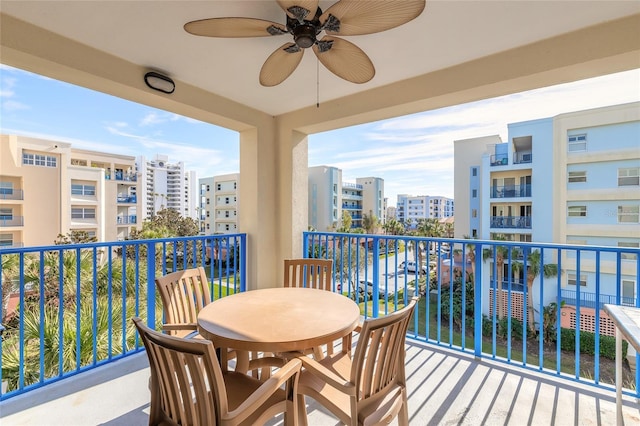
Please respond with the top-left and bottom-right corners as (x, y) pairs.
(316, 58), (320, 108)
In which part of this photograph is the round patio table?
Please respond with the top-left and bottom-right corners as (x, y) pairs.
(197, 287), (360, 370)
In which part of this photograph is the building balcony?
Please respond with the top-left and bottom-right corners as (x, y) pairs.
(116, 195), (137, 203)
(513, 152), (533, 164)
(490, 184), (532, 198)
(0, 216), (23, 227)
(0, 189), (24, 201)
(116, 215), (137, 225)
(0, 234), (638, 423)
(561, 289), (636, 309)
(490, 215), (532, 229)
(490, 154), (508, 166)
(1, 336), (636, 425)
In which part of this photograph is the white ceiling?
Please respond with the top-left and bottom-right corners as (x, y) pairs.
(2, 1), (639, 116)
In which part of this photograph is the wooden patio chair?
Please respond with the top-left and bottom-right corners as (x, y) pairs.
(283, 258), (333, 291)
(132, 317), (301, 426)
(156, 266), (241, 368)
(294, 297), (420, 426)
(156, 266), (212, 338)
(283, 258), (347, 359)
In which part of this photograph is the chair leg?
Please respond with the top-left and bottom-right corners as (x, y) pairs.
(397, 389), (409, 426)
(296, 394), (309, 426)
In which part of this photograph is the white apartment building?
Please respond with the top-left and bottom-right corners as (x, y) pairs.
(136, 155), (197, 221)
(396, 194), (454, 225)
(199, 173), (239, 234)
(308, 166), (385, 231)
(0, 134), (141, 247)
(454, 102), (640, 330)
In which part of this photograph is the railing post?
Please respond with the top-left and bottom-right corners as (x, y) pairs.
(239, 234), (247, 292)
(372, 237), (379, 318)
(146, 242), (156, 328)
(474, 243), (483, 359)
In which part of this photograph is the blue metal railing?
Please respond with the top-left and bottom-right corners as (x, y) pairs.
(0, 234), (246, 400)
(490, 184), (532, 198)
(303, 232), (640, 397)
(2, 232), (639, 400)
(490, 216), (532, 229)
(116, 195), (137, 203)
(561, 289), (636, 309)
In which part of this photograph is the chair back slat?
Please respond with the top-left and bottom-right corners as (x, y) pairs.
(156, 267), (212, 336)
(284, 258), (332, 290)
(133, 317), (226, 426)
(353, 297), (418, 400)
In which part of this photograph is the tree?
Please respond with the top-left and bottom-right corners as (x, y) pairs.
(463, 235), (477, 282)
(361, 210), (379, 234)
(513, 249), (559, 331)
(482, 236), (510, 319)
(1, 254), (19, 322)
(54, 230), (97, 245)
(383, 218), (404, 236)
(335, 211), (353, 233)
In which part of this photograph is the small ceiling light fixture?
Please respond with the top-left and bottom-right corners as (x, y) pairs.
(144, 71), (175, 94)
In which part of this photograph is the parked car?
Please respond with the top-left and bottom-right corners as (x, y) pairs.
(357, 279), (394, 298)
(398, 261), (427, 274)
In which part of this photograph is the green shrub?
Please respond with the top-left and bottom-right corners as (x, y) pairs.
(481, 314), (523, 340)
(559, 328), (627, 360)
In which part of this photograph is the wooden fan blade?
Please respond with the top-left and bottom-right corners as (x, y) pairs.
(312, 36), (374, 84)
(184, 17), (287, 37)
(260, 43), (304, 86)
(277, 1), (319, 21)
(321, 0), (425, 36)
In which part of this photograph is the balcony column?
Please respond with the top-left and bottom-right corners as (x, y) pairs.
(238, 121), (277, 290)
(238, 121), (308, 290)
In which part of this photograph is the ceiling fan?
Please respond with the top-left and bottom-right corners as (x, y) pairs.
(184, 0), (426, 86)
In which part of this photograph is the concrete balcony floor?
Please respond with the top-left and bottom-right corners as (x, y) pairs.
(1, 339), (639, 425)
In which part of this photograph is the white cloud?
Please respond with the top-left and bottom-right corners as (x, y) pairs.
(2, 100), (29, 111)
(139, 112), (164, 127)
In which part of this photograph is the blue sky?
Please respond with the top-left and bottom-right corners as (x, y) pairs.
(1, 65), (639, 206)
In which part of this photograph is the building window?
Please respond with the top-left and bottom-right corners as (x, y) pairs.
(217, 184), (221, 191)
(71, 184), (96, 196)
(206, 185), (210, 191)
(0, 208), (13, 220)
(71, 208), (96, 219)
(618, 167), (640, 186)
(225, 197), (229, 204)
(472, 209), (477, 218)
(233, 182), (237, 189)
(23, 152), (57, 167)
(472, 229), (477, 238)
(618, 205), (640, 223)
(472, 167), (477, 177)
(568, 206), (587, 217)
(225, 211), (230, 218)
(472, 189), (477, 198)
(568, 134), (587, 152)
(0, 182), (13, 196)
(619, 242), (639, 261)
(621, 279), (636, 306)
(568, 273), (587, 287)
(0, 234), (13, 246)
(568, 171), (587, 183)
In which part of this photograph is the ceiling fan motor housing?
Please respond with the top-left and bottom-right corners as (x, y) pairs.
(287, 8), (322, 49)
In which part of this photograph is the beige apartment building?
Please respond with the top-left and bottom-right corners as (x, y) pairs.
(0, 134), (140, 247)
(199, 173), (239, 234)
